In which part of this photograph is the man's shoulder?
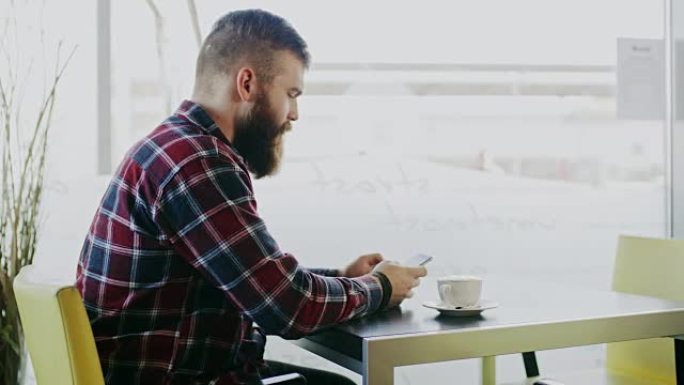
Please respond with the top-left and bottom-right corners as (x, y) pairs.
(125, 116), (244, 187)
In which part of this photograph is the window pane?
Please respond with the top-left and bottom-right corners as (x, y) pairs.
(110, 1), (667, 380)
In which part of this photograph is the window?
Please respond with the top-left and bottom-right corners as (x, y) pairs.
(108, 0), (666, 282)
(107, 1), (668, 380)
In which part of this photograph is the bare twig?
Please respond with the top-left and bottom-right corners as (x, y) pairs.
(9, 45), (74, 276)
(144, 0), (171, 114)
(187, 0), (202, 48)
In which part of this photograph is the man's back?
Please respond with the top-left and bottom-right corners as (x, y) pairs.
(77, 101), (383, 385)
(77, 101), (263, 384)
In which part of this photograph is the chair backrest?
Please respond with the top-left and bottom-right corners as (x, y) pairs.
(13, 265), (104, 385)
(606, 235), (684, 384)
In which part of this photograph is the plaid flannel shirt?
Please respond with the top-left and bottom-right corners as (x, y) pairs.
(76, 100), (383, 385)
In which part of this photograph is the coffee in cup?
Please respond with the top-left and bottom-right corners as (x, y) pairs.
(437, 275), (482, 307)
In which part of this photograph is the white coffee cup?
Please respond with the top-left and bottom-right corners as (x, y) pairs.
(437, 275), (482, 307)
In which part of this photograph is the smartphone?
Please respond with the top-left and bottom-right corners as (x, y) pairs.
(402, 253), (433, 267)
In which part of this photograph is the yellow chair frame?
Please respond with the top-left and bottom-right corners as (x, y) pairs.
(14, 265), (104, 385)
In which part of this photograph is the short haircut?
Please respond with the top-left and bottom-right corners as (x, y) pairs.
(195, 9), (310, 86)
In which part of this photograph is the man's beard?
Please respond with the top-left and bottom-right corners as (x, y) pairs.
(233, 93), (290, 179)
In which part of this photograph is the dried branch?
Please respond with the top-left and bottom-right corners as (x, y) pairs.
(144, 0), (172, 115)
(187, 0), (202, 48)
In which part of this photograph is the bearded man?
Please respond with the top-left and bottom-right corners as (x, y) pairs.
(77, 9), (426, 385)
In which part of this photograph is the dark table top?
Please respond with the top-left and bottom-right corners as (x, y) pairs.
(303, 275), (684, 361)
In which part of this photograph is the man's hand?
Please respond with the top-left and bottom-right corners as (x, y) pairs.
(373, 261), (427, 308)
(341, 253), (384, 277)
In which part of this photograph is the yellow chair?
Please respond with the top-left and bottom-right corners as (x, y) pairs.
(13, 265), (104, 385)
(509, 235), (684, 385)
(604, 235), (684, 384)
(13, 265), (305, 385)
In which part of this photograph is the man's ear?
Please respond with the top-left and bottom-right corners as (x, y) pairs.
(235, 67), (257, 102)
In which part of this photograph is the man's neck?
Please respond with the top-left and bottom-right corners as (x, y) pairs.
(189, 95), (236, 143)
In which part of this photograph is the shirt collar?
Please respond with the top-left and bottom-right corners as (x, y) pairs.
(174, 100), (233, 147)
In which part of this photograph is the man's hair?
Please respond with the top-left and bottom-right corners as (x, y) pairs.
(195, 9), (310, 87)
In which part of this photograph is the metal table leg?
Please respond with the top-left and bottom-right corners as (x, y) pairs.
(482, 356), (496, 385)
(676, 337), (684, 385)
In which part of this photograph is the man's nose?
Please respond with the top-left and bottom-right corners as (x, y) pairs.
(288, 101), (298, 122)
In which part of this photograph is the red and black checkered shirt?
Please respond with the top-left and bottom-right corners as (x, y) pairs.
(76, 100), (383, 385)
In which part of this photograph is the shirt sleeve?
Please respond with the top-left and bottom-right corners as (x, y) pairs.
(307, 268), (340, 277)
(153, 154), (382, 339)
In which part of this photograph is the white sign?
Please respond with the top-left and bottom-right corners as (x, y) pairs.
(617, 38), (665, 120)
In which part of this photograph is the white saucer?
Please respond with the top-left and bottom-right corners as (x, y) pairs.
(422, 300), (498, 317)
